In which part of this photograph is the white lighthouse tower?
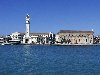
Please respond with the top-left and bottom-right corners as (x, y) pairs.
(23, 14), (32, 44)
(26, 14), (30, 38)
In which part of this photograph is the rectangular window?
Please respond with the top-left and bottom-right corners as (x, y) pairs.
(79, 39), (80, 42)
(90, 40), (92, 43)
(86, 39), (87, 42)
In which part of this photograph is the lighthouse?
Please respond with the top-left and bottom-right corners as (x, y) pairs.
(23, 14), (32, 44)
(25, 14), (30, 38)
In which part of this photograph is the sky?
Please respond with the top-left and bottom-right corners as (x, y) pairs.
(0, 0), (100, 35)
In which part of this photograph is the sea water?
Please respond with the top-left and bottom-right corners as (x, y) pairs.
(0, 45), (100, 75)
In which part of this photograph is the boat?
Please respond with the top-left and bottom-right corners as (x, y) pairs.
(1, 43), (11, 45)
(8, 39), (21, 45)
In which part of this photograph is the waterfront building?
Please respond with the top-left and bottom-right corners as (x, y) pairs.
(10, 32), (53, 44)
(93, 36), (100, 44)
(55, 34), (60, 44)
(0, 36), (12, 44)
(0, 36), (4, 44)
(30, 33), (49, 44)
(55, 30), (94, 44)
(10, 32), (24, 43)
(49, 32), (55, 44)
(24, 32), (55, 44)
(9, 32), (24, 44)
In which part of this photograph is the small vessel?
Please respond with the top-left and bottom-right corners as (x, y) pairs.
(1, 43), (11, 45)
(8, 40), (21, 45)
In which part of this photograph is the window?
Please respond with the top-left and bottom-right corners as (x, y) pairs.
(86, 39), (87, 42)
(13, 35), (14, 38)
(79, 39), (80, 42)
(90, 40), (92, 43)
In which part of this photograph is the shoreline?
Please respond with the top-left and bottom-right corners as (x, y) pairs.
(0, 43), (100, 46)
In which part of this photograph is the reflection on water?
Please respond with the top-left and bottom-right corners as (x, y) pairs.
(0, 45), (100, 75)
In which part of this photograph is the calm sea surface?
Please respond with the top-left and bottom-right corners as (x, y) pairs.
(0, 45), (100, 75)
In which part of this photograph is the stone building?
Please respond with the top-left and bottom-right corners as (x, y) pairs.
(55, 30), (94, 44)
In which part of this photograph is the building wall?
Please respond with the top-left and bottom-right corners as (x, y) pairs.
(31, 35), (38, 44)
(10, 32), (23, 40)
(0, 37), (4, 43)
(30, 34), (49, 44)
(56, 32), (93, 44)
